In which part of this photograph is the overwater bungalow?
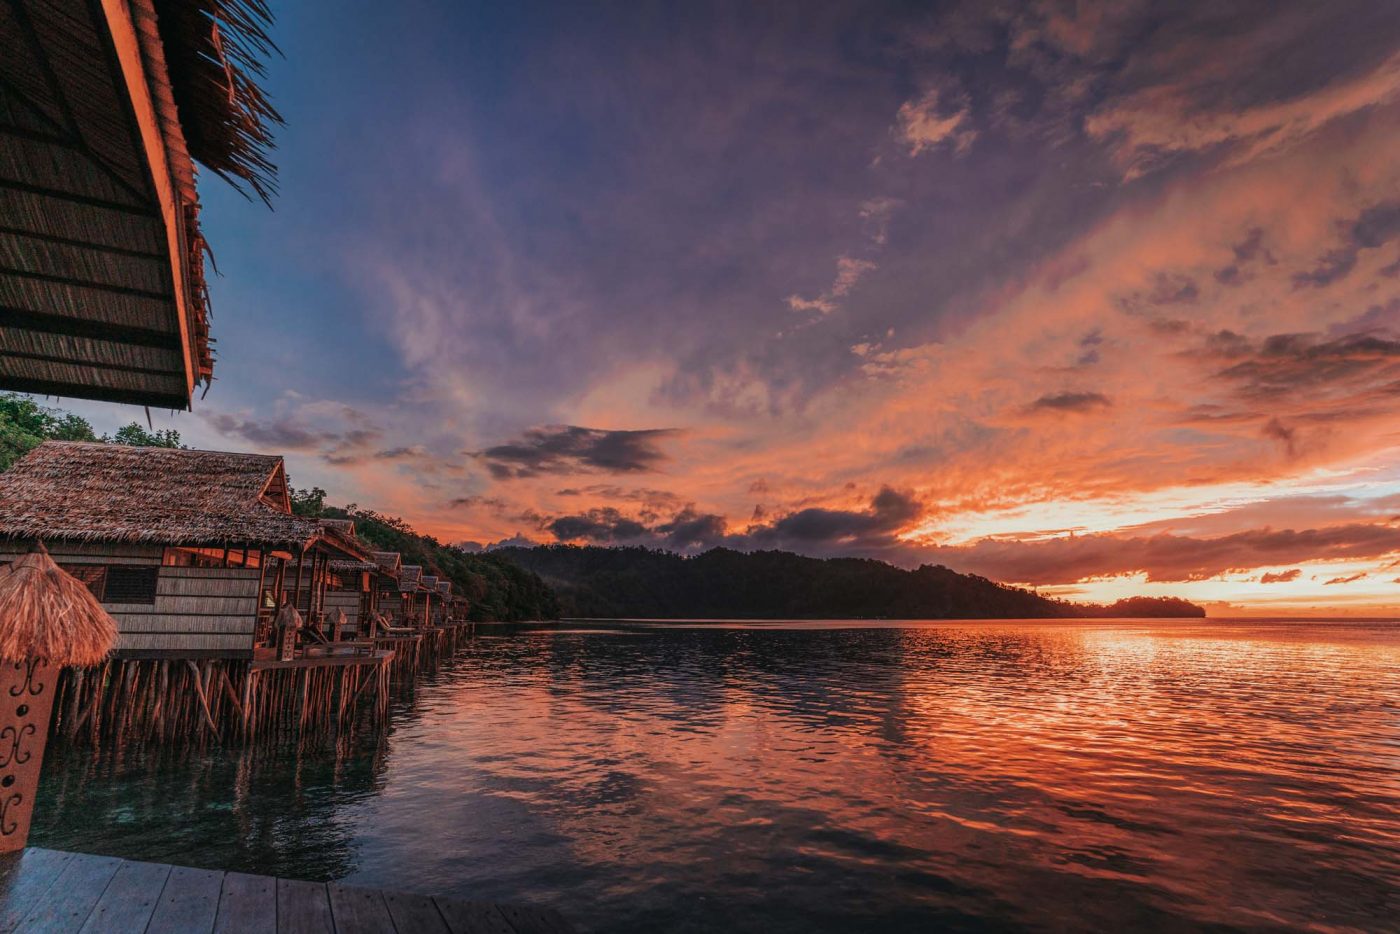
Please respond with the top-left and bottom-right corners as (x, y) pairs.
(369, 550), (405, 625)
(435, 580), (454, 624)
(0, 441), (390, 743)
(398, 564), (425, 625)
(420, 574), (440, 625)
(0, 442), (374, 657)
(0, 0), (279, 408)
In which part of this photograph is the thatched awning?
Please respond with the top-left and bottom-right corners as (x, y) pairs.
(371, 551), (401, 575)
(0, 546), (117, 665)
(0, 441), (324, 547)
(0, 0), (281, 408)
(329, 559), (377, 573)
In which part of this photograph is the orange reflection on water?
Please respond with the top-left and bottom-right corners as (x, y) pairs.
(32, 620), (1400, 933)
(348, 620), (1399, 932)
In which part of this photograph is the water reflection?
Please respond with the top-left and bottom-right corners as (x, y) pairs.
(33, 620), (1400, 932)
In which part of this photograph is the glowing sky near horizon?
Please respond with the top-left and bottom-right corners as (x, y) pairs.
(69, 0), (1400, 614)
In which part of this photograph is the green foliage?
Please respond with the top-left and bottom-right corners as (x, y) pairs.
(494, 545), (1205, 620)
(313, 502), (558, 622)
(109, 423), (182, 448)
(0, 394), (191, 471)
(0, 394), (99, 470)
(290, 486), (327, 517)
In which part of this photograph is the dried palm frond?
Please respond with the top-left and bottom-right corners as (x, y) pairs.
(0, 546), (117, 666)
(151, 0), (284, 203)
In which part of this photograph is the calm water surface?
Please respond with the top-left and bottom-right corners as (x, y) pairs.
(33, 620), (1400, 932)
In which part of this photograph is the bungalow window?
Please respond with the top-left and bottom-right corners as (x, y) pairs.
(64, 565), (108, 600)
(104, 566), (159, 604)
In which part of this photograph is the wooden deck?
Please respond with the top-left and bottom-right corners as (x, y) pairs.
(0, 848), (574, 933)
(251, 649), (394, 672)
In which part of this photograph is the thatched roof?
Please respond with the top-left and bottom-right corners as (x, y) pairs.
(329, 559), (377, 573)
(316, 519), (372, 561)
(436, 581), (452, 596)
(149, 0), (283, 203)
(420, 575), (438, 594)
(399, 565), (422, 592)
(0, 0), (282, 408)
(0, 441), (325, 547)
(372, 551), (402, 574)
(0, 547), (117, 665)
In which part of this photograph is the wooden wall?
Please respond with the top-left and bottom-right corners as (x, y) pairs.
(325, 589), (361, 629)
(110, 567), (260, 655)
(0, 541), (259, 655)
(378, 593), (405, 621)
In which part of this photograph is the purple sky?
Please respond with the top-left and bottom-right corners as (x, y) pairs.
(68, 0), (1400, 612)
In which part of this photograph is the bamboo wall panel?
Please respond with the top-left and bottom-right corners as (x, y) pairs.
(110, 568), (260, 654)
(0, 543), (164, 566)
(118, 633), (251, 652)
(325, 591), (361, 627)
(114, 617), (255, 634)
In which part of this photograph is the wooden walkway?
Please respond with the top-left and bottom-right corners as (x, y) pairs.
(0, 848), (574, 933)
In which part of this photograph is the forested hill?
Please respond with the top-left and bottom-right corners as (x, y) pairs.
(494, 545), (1206, 620)
(292, 490), (559, 622)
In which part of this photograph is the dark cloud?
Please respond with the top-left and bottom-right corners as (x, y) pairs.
(204, 413), (342, 451)
(1261, 418), (1298, 457)
(1293, 201), (1400, 288)
(476, 426), (679, 479)
(204, 411), (399, 467)
(447, 495), (510, 510)
(1323, 572), (1366, 585)
(929, 523), (1400, 585)
(655, 509), (730, 551)
(1214, 227), (1272, 285)
(1213, 332), (1400, 400)
(547, 504), (729, 551)
(756, 486), (922, 545)
(549, 508), (653, 543)
(546, 486), (923, 559)
(1027, 391), (1112, 413)
(1259, 568), (1301, 583)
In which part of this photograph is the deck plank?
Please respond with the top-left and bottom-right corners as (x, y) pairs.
(2, 850), (570, 934)
(15, 851), (122, 933)
(145, 866), (224, 934)
(77, 859), (171, 934)
(432, 897), (516, 934)
(326, 884), (396, 934)
(213, 871), (277, 934)
(381, 890), (449, 933)
(277, 878), (333, 934)
(493, 902), (575, 934)
(0, 848), (74, 932)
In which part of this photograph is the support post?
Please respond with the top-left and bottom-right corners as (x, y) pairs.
(0, 659), (58, 853)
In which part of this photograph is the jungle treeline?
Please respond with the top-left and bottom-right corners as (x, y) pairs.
(494, 545), (1206, 620)
(291, 489), (559, 623)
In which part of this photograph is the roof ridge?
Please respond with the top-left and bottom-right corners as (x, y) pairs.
(36, 440), (281, 460)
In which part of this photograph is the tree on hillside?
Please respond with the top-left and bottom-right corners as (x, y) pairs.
(290, 486), (328, 517)
(289, 496), (559, 621)
(0, 394), (98, 469)
(109, 423), (182, 448)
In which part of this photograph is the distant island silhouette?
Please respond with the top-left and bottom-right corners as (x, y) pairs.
(494, 545), (1205, 620)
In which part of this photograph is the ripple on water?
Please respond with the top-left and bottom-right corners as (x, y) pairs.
(32, 619), (1400, 933)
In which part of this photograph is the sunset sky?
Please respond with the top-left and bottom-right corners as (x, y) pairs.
(69, 1), (1400, 614)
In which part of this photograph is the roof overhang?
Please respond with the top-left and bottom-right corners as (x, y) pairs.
(0, 0), (211, 407)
